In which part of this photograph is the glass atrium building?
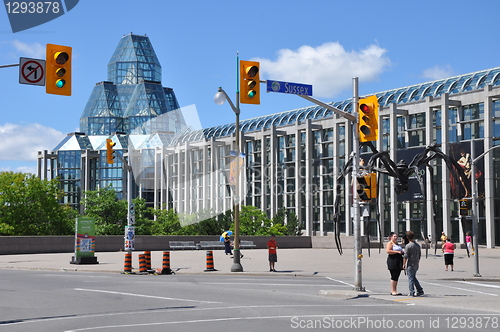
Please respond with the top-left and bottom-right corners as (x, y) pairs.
(38, 33), (500, 247)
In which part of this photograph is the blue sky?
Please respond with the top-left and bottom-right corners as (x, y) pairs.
(1, 0), (499, 173)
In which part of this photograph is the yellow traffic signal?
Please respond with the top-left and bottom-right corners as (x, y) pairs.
(46, 44), (72, 96)
(358, 95), (379, 142)
(240, 60), (260, 105)
(356, 173), (377, 201)
(106, 138), (116, 164)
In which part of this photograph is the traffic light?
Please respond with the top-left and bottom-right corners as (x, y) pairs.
(46, 44), (72, 96)
(459, 199), (470, 216)
(356, 173), (377, 201)
(239, 60), (260, 105)
(106, 138), (116, 164)
(358, 95), (379, 142)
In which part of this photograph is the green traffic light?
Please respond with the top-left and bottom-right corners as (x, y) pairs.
(56, 79), (66, 88)
(248, 90), (256, 98)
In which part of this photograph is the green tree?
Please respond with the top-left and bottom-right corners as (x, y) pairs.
(80, 186), (127, 235)
(0, 172), (76, 235)
(272, 208), (302, 236)
(150, 207), (182, 235)
(239, 205), (273, 235)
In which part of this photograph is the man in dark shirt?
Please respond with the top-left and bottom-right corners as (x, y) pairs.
(403, 231), (424, 297)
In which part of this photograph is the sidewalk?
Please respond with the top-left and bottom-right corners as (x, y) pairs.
(0, 246), (498, 281)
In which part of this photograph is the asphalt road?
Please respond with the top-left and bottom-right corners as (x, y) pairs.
(1, 270), (499, 332)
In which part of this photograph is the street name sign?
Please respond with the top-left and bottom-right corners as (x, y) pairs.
(267, 80), (312, 96)
(19, 57), (45, 86)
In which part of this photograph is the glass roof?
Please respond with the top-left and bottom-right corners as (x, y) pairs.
(60, 34), (500, 152)
(79, 34), (185, 137)
(172, 67), (500, 145)
(108, 34), (162, 85)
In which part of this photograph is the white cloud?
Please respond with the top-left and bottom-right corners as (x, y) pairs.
(0, 123), (64, 161)
(254, 42), (392, 98)
(11, 40), (45, 59)
(421, 65), (454, 81)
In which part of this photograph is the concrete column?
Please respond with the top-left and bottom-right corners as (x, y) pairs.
(305, 120), (314, 236)
(440, 95), (452, 237)
(483, 86), (495, 248)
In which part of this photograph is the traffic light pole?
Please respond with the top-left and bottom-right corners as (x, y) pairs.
(0, 63), (20, 68)
(470, 142), (500, 277)
(352, 77), (364, 291)
(115, 152), (134, 252)
(298, 78), (364, 291)
(214, 87), (243, 272)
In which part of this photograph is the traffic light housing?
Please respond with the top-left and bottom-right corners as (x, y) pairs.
(106, 139), (116, 164)
(356, 173), (377, 201)
(459, 199), (470, 216)
(240, 60), (260, 105)
(46, 44), (72, 96)
(358, 95), (379, 142)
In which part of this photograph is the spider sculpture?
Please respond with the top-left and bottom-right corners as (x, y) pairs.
(333, 142), (471, 256)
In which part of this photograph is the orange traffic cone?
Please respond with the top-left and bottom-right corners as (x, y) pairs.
(138, 254), (148, 274)
(160, 251), (173, 275)
(204, 250), (217, 272)
(144, 251), (152, 271)
(123, 252), (132, 274)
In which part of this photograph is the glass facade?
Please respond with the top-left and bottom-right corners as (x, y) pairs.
(80, 34), (184, 136)
(38, 33), (500, 247)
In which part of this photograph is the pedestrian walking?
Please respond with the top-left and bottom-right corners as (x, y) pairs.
(403, 231), (424, 297)
(465, 232), (473, 254)
(224, 235), (232, 256)
(386, 232), (404, 296)
(267, 234), (278, 272)
(442, 238), (456, 271)
(440, 232), (448, 242)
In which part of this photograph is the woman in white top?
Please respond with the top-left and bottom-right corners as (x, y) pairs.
(386, 232), (404, 295)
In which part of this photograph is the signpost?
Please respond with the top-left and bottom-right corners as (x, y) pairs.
(19, 57), (45, 86)
(71, 217), (98, 265)
(266, 80), (313, 96)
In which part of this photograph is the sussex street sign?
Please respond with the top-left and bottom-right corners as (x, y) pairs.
(266, 80), (312, 96)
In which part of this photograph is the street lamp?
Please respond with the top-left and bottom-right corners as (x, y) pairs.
(214, 87), (243, 272)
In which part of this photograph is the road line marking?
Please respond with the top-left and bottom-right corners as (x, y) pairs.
(65, 312), (500, 331)
(421, 281), (498, 296)
(393, 297), (425, 302)
(74, 288), (220, 303)
(201, 282), (349, 287)
(325, 277), (372, 292)
(456, 281), (500, 289)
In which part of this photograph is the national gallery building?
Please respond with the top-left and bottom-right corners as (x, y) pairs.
(37, 33), (500, 247)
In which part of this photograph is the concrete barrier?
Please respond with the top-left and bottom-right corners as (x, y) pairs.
(0, 235), (312, 255)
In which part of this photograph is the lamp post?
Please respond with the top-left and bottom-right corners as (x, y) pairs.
(214, 87), (243, 272)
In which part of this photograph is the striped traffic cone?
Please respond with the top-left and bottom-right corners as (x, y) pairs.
(160, 251), (173, 275)
(204, 250), (217, 272)
(144, 251), (152, 271)
(138, 254), (148, 274)
(122, 252), (133, 274)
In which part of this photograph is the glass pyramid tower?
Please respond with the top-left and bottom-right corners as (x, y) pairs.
(80, 33), (184, 136)
(45, 33), (187, 210)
